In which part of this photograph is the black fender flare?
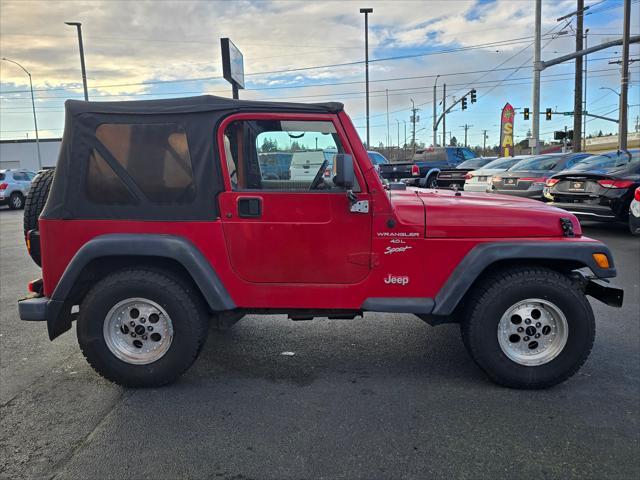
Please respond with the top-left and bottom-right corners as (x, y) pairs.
(47, 234), (235, 339)
(419, 168), (440, 187)
(431, 240), (617, 315)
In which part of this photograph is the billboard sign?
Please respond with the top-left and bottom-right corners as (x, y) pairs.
(221, 38), (245, 90)
(499, 103), (515, 157)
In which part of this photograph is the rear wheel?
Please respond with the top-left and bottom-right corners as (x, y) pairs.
(461, 266), (595, 389)
(77, 268), (209, 387)
(421, 174), (438, 189)
(23, 168), (55, 266)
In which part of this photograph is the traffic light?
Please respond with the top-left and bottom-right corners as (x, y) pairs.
(470, 89), (477, 103)
(545, 108), (552, 120)
(523, 108), (530, 120)
(461, 97), (467, 110)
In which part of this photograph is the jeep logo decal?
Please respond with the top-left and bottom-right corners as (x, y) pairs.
(384, 274), (409, 285)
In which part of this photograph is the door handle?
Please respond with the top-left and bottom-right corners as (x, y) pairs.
(237, 197), (262, 218)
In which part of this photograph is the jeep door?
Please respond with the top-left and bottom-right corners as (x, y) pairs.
(218, 114), (372, 284)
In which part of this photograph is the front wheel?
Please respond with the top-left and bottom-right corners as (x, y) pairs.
(77, 268), (209, 387)
(461, 266), (595, 389)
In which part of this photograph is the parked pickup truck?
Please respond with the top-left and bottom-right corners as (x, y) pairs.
(18, 95), (623, 390)
(379, 146), (478, 188)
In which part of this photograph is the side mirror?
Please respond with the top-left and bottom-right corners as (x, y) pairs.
(333, 154), (355, 189)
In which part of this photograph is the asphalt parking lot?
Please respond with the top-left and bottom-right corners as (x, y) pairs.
(0, 207), (638, 480)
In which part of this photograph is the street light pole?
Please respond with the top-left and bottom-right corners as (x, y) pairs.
(386, 88), (390, 149)
(359, 8), (373, 148)
(65, 21), (89, 101)
(396, 119), (400, 156)
(1, 57), (41, 169)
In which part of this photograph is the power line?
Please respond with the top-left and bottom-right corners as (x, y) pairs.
(1, 67), (632, 107)
(0, 54), (622, 101)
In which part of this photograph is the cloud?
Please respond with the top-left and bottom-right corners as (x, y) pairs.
(0, 0), (637, 144)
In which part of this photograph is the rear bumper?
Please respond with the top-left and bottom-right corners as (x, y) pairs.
(464, 183), (491, 192)
(492, 188), (544, 199)
(547, 202), (618, 222)
(18, 296), (67, 340)
(18, 296), (49, 320)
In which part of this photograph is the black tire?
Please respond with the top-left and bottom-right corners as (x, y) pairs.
(421, 174), (438, 189)
(23, 168), (55, 266)
(77, 268), (209, 387)
(8, 192), (24, 210)
(460, 266), (595, 389)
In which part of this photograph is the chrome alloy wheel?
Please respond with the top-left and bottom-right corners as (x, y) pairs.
(103, 298), (173, 365)
(497, 298), (569, 366)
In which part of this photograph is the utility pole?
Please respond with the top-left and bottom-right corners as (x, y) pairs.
(403, 120), (407, 159)
(396, 119), (400, 156)
(573, 0), (584, 152)
(65, 22), (89, 101)
(432, 75), (440, 147)
(359, 8), (373, 148)
(532, 0), (542, 154)
(460, 124), (473, 147)
(442, 83), (447, 147)
(619, 0), (631, 151)
(583, 29), (589, 149)
(482, 130), (488, 156)
(410, 98), (418, 155)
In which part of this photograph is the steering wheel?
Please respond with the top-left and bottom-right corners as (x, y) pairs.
(309, 159), (329, 190)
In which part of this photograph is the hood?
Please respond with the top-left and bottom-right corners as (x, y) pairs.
(412, 189), (580, 238)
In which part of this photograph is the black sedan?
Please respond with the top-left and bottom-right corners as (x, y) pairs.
(435, 157), (497, 190)
(491, 152), (591, 200)
(545, 150), (640, 231)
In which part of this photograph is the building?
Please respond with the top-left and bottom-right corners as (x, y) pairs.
(0, 138), (61, 171)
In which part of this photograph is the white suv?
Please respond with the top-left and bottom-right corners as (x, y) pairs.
(0, 169), (36, 210)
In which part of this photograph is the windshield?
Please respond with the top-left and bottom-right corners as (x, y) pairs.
(509, 155), (558, 171)
(570, 150), (640, 171)
(0, 173), (4, 181)
(480, 157), (523, 170)
(367, 152), (388, 165)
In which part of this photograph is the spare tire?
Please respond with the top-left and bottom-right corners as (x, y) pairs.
(23, 168), (55, 267)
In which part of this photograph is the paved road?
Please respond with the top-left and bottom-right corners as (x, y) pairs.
(1, 208), (638, 480)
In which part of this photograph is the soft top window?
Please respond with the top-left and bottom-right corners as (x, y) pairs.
(88, 123), (195, 204)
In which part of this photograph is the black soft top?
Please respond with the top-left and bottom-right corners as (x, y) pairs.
(42, 95), (344, 221)
(65, 95), (343, 116)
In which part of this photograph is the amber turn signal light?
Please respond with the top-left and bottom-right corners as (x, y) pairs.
(592, 253), (610, 269)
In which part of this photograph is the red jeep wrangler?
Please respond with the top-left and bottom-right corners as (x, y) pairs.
(18, 95), (623, 389)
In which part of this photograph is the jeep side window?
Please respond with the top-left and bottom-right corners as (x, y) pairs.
(89, 123), (196, 204)
(223, 119), (359, 192)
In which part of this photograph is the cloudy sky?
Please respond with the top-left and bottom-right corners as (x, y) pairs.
(0, 0), (638, 148)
